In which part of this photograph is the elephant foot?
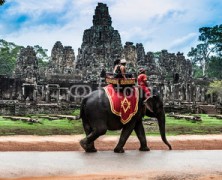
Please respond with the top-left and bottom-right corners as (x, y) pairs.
(88, 143), (97, 152)
(86, 148), (97, 153)
(139, 146), (150, 151)
(114, 147), (125, 153)
(80, 139), (88, 151)
(80, 139), (97, 153)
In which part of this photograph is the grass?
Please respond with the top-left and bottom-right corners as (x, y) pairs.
(0, 113), (221, 136)
(0, 117), (84, 135)
(145, 114), (222, 135)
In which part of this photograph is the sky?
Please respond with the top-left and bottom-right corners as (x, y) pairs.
(1, 0), (222, 57)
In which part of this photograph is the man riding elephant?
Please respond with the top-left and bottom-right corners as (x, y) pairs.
(113, 59), (127, 79)
(137, 68), (151, 99)
(79, 84), (172, 153)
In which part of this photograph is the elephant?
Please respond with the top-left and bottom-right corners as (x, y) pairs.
(79, 87), (172, 153)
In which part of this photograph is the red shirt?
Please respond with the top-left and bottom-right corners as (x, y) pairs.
(137, 74), (147, 86)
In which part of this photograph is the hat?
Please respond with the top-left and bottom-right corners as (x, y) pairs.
(120, 59), (127, 64)
(139, 68), (145, 73)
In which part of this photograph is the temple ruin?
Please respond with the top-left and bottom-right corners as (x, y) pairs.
(0, 2), (221, 115)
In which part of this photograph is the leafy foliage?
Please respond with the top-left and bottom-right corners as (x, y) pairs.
(0, 0), (5, 6)
(208, 56), (222, 79)
(0, 39), (49, 76)
(199, 25), (222, 54)
(33, 45), (49, 69)
(0, 39), (23, 75)
(192, 64), (203, 78)
(188, 25), (222, 78)
(207, 80), (222, 101)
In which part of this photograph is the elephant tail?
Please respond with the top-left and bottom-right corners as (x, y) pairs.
(80, 97), (87, 119)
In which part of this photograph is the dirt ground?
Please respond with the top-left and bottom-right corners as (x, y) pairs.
(0, 134), (222, 180)
(4, 173), (222, 180)
(0, 134), (222, 151)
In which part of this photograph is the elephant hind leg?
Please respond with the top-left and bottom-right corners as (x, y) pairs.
(81, 119), (97, 152)
(80, 130), (97, 153)
(80, 128), (107, 153)
(80, 139), (97, 152)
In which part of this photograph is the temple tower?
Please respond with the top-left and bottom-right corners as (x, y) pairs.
(15, 46), (38, 83)
(49, 41), (75, 74)
(76, 3), (123, 81)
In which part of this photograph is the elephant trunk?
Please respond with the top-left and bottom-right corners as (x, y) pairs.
(157, 111), (172, 150)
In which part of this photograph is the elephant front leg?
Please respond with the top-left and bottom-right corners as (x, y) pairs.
(114, 122), (135, 153)
(134, 120), (150, 151)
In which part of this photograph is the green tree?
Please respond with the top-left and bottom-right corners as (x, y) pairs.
(191, 63), (202, 78)
(208, 56), (222, 79)
(0, 39), (49, 76)
(0, 0), (5, 5)
(188, 25), (222, 77)
(33, 45), (49, 68)
(0, 39), (23, 75)
(207, 80), (222, 103)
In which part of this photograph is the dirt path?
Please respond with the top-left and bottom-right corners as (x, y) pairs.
(0, 134), (222, 151)
(4, 173), (222, 180)
(0, 134), (222, 180)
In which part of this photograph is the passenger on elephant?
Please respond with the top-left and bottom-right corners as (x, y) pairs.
(113, 59), (127, 79)
(113, 59), (120, 74)
(119, 59), (127, 79)
(137, 68), (151, 99)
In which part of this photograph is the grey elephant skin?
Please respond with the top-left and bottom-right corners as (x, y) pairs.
(80, 88), (172, 153)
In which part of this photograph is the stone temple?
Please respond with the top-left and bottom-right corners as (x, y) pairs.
(0, 2), (221, 115)
(76, 3), (123, 80)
